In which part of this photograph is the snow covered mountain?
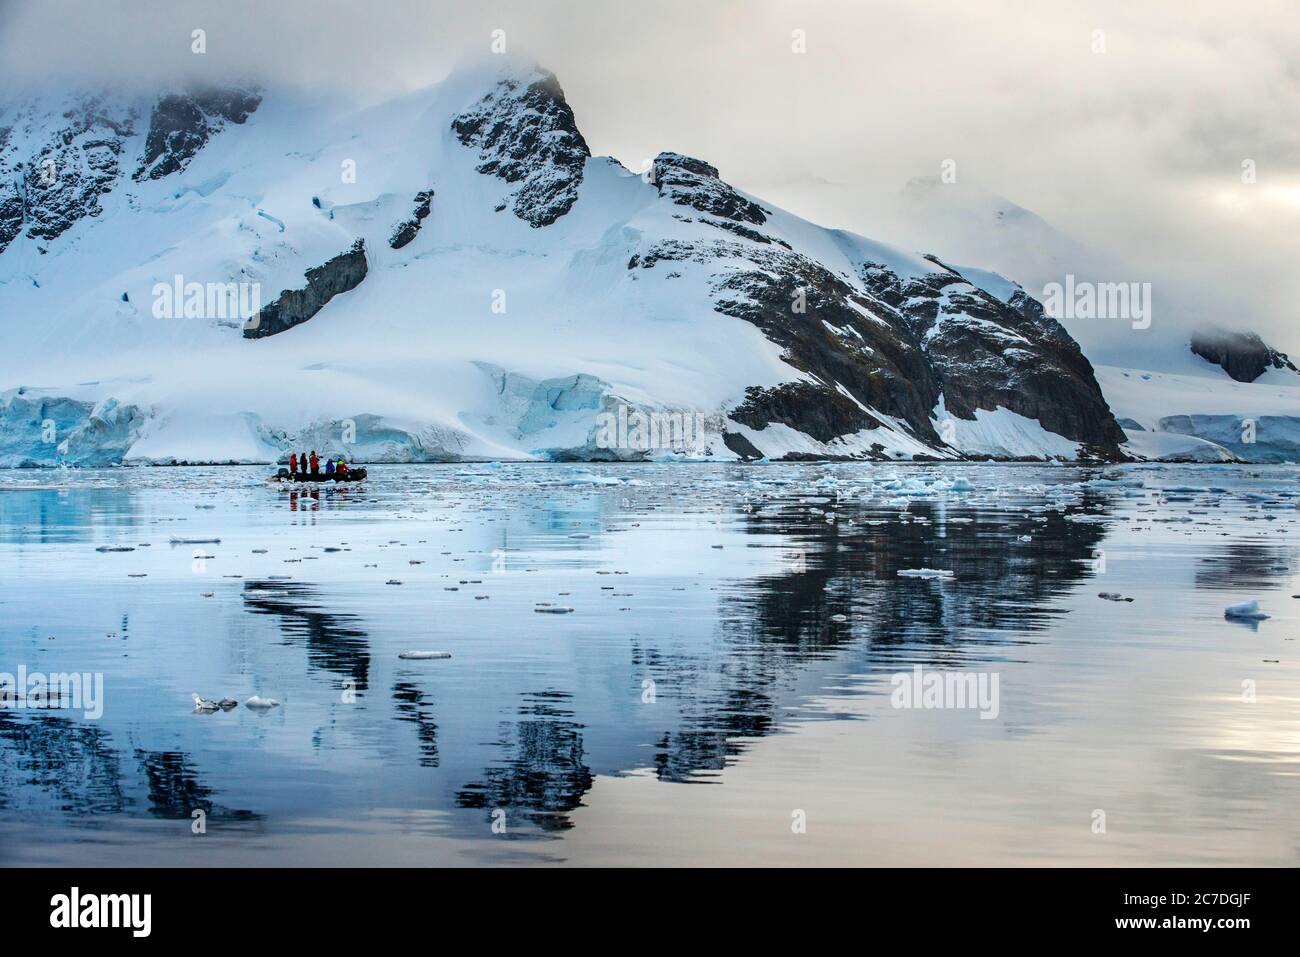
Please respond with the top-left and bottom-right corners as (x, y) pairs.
(0, 62), (1127, 466)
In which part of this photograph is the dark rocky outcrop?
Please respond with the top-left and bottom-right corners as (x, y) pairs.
(652, 152), (770, 226)
(1190, 327), (1298, 383)
(389, 189), (434, 249)
(451, 70), (590, 227)
(134, 88), (261, 182)
(243, 240), (368, 339)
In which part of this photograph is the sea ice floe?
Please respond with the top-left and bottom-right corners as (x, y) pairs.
(1224, 600), (1269, 621)
(398, 651), (452, 660)
(897, 568), (954, 579)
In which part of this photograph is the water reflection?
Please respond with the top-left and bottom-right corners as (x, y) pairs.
(0, 711), (125, 815)
(243, 580), (372, 691)
(456, 691), (593, 833)
(136, 749), (261, 823)
(1, 463), (1297, 861)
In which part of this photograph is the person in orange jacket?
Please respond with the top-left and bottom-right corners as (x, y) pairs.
(309, 451), (319, 474)
(289, 452), (298, 474)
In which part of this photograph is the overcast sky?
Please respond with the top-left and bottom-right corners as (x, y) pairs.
(3, 0), (1297, 357)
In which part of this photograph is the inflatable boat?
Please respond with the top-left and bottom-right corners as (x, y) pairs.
(272, 467), (368, 483)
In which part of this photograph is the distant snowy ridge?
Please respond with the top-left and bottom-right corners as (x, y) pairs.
(0, 62), (1125, 466)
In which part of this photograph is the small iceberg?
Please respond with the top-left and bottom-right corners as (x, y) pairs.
(398, 650), (452, 660)
(897, 568), (954, 579)
(1224, 600), (1269, 621)
(245, 695), (281, 710)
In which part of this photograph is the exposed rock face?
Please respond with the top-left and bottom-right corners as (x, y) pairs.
(243, 240), (368, 339)
(389, 189), (434, 249)
(1190, 327), (1298, 383)
(451, 69), (590, 227)
(652, 152), (770, 226)
(134, 89), (261, 181)
(0, 96), (136, 253)
(867, 260), (1125, 451)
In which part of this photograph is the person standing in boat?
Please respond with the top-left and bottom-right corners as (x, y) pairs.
(289, 452), (298, 475)
(298, 452), (308, 477)
(309, 450), (320, 475)
(325, 458), (335, 477)
(337, 459), (349, 478)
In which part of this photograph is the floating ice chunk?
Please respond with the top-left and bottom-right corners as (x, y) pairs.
(245, 696), (281, 710)
(95, 545), (135, 552)
(535, 605), (575, 613)
(949, 476), (973, 492)
(561, 472), (622, 486)
(398, 650), (452, 660)
(191, 693), (221, 713)
(897, 568), (954, 579)
(1098, 592), (1134, 602)
(1224, 600), (1269, 621)
(170, 537), (221, 545)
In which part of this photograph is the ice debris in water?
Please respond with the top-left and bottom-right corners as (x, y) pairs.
(245, 696), (281, 710)
(398, 650), (452, 660)
(1224, 600), (1269, 621)
(1098, 592), (1134, 602)
(897, 568), (954, 579)
(192, 694), (240, 712)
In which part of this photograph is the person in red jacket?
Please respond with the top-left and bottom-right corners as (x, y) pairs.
(309, 451), (320, 475)
(289, 453), (298, 474)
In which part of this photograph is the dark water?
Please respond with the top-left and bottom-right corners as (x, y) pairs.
(0, 463), (1297, 865)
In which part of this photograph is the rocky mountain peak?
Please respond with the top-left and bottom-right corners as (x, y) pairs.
(450, 67), (590, 227)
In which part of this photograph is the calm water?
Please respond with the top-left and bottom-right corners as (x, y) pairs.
(0, 462), (1297, 866)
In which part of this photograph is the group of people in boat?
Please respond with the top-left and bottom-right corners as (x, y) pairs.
(288, 450), (351, 478)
